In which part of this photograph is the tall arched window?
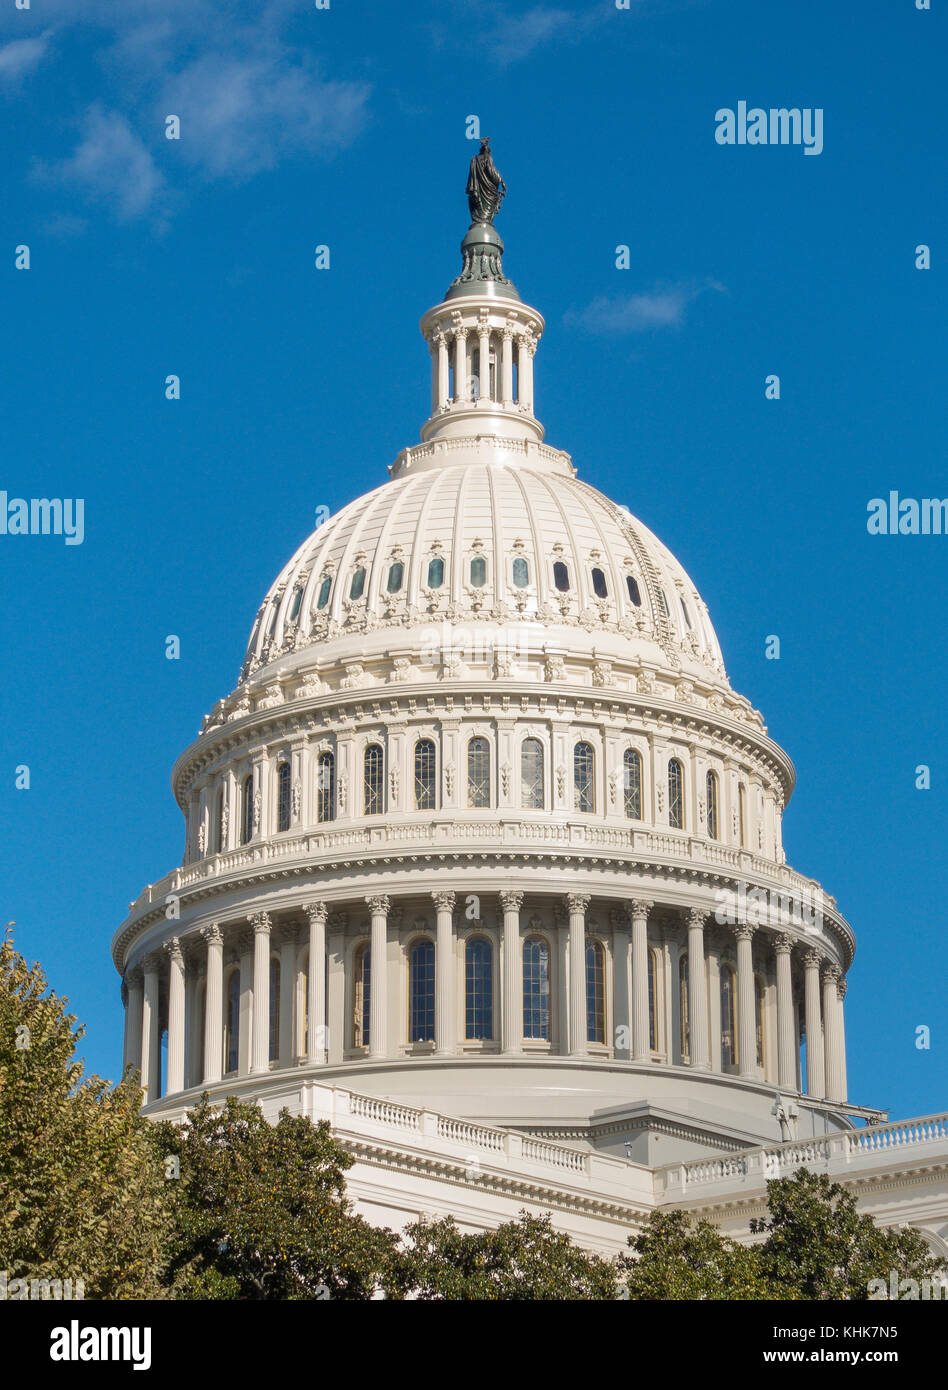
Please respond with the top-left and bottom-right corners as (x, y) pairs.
(316, 751), (335, 823)
(586, 940), (605, 1044)
(469, 555), (487, 588)
(349, 567), (366, 600)
(591, 567), (608, 599)
(364, 744), (384, 815)
(626, 574), (642, 606)
(678, 952), (690, 1061)
(316, 575), (332, 610)
(427, 556), (444, 589)
(465, 937), (493, 1041)
(512, 556), (529, 588)
(721, 966), (737, 1069)
(755, 975), (766, 1069)
(276, 761), (291, 833)
(241, 774), (254, 845)
(467, 737), (490, 808)
(414, 738), (436, 811)
(521, 738), (544, 809)
(269, 958), (280, 1062)
(739, 783), (748, 847)
(648, 949), (659, 1052)
(668, 758), (684, 830)
(574, 742), (594, 813)
(354, 945), (371, 1047)
(216, 786), (226, 853)
(225, 970), (240, 1074)
(624, 748), (642, 820)
(706, 770), (719, 840)
(523, 937), (550, 1041)
(288, 584), (304, 622)
(553, 560), (570, 591)
(409, 939), (435, 1043)
(386, 561), (404, 593)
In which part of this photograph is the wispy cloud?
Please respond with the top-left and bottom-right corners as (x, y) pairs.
(565, 280), (726, 335)
(37, 105), (164, 222)
(429, 1), (604, 67)
(0, 32), (51, 86)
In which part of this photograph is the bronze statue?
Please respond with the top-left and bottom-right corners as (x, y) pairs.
(466, 138), (506, 224)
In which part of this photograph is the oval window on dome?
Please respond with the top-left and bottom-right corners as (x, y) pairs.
(470, 555), (487, 588)
(626, 575), (642, 606)
(591, 567), (608, 599)
(427, 556), (444, 589)
(512, 556), (529, 588)
(349, 567), (366, 600)
(288, 584), (303, 623)
(387, 562), (404, 594)
(316, 575), (332, 610)
(553, 561), (570, 592)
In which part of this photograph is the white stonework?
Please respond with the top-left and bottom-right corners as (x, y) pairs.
(113, 208), (948, 1261)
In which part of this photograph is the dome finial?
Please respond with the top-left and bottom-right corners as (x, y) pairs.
(446, 140), (518, 301)
(466, 137), (506, 225)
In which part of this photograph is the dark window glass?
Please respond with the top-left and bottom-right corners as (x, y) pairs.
(288, 585), (303, 622)
(668, 758), (684, 830)
(316, 752), (335, 823)
(277, 762), (291, 832)
(553, 561), (570, 591)
(226, 972), (240, 1073)
(521, 739), (544, 809)
(414, 738), (436, 810)
(624, 748), (642, 820)
(574, 742), (594, 813)
(317, 576), (332, 610)
(364, 745), (384, 815)
(241, 775), (254, 845)
(586, 941), (605, 1043)
(512, 556), (529, 588)
(706, 770), (719, 840)
(409, 940), (435, 1043)
(523, 937), (551, 1040)
(427, 557), (444, 589)
(467, 737), (490, 807)
(591, 567), (608, 599)
(387, 562), (404, 593)
(355, 948), (370, 1047)
(626, 575), (642, 606)
(349, 567), (366, 600)
(465, 938), (493, 1040)
(470, 555), (487, 588)
(269, 958), (280, 1062)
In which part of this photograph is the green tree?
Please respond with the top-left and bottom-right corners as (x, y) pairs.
(394, 1210), (619, 1300)
(756, 1167), (939, 1300)
(0, 924), (169, 1298)
(151, 1095), (396, 1299)
(617, 1209), (779, 1300)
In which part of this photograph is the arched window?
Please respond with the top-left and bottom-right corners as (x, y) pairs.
(427, 556), (444, 589)
(668, 758), (684, 830)
(316, 751), (335, 823)
(467, 737), (490, 808)
(574, 742), (594, 813)
(354, 945), (370, 1048)
(364, 744), (384, 815)
(739, 783), (748, 847)
(624, 748), (642, 820)
(414, 738), (436, 811)
(679, 952), (690, 1062)
(553, 560), (570, 591)
(626, 574), (642, 606)
(225, 970), (240, 1074)
(349, 567), (366, 600)
(680, 595), (693, 628)
(521, 738), (544, 809)
(586, 940), (605, 1044)
(470, 555), (487, 588)
(409, 939), (435, 1043)
(591, 567), (608, 599)
(276, 761), (291, 833)
(706, 770), (719, 840)
(288, 584), (303, 622)
(648, 949), (659, 1052)
(721, 966), (737, 1069)
(523, 937), (550, 1041)
(316, 575), (332, 610)
(386, 561), (404, 593)
(269, 958), (280, 1062)
(755, 975), (766, 1069)
(241, 774), (253, 845)
(465, 937), (493, 1040)
(216, 786), (226, 853)
(512, 556), (529, 588)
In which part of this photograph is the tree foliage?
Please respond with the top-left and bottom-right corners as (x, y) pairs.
(617, 1209), (780, 1299)
(0, 925), (169, 1298)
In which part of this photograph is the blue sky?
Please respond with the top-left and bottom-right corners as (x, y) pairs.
(1, 0), (944, 1122)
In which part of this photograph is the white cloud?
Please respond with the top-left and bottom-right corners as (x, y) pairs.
(40, 106), (164, 221)
(0, 32), (51, 85)
(565, 281), (725, 335)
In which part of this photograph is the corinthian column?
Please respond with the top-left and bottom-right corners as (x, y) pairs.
(125, 967), (144, 1076)
(201, 923), (224, 1085)
(249, 912), (272, 1075)
(432, 891), (456, 1056)
(366, 895), (390, 1059)
(454, 328), (468, 402)
(823, 963), (843, 1102)
(630, 900), (653, 1061)
(611, 908), (631, 1060)
(140, 953), (161, 1104)
(307, 901), (328, 1064)
(837, 977), (848, 1102)
(500, 891), (523, 1053)
(686, 909), (709, 1070)
(734, 923), (757, 1079)
(803, 949), (825, 1099)
(565, 894), (590, 1057)
(164, 938), (186, 1095)
(774, 933), (797, 1090)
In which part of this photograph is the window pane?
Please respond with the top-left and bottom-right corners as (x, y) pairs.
(242, 776), (253, 845)
(355, 948), (371, 1047)
(364, 745), (384, 815)
(586, 941), (604, 1043)
(316, 752), (335, 823)
(289, 585), (303, 622)
(387, 562), (404, 593)
(648, 951), (657, 1052)
(591, 567), (608, 599)
(574, 742), (594, 813)
(409, 940), (435, 1043)
(512, 556), (529, 588)
(470, 554), (486, 588)
(269, 958), (280, 1062)
(668, 759), (684, 830)
(706, 770), (718, 840)
(277, 762), (291, 832)
(349, 567), (366, 600)
(679, 953), (689, 1062)
(226, 972), (240, 1073)
(465, 938), (493, 1040)
(553, 560), (570, 591)
(626, 574), (642, 606)
(521, 738), (544, 809)
(721, 969), (736, 1068)
(624, 748), (642, 820)
(414, 738), (436, 810)
(523, 938), (550, 1040)
(427, 556), (444, 589)
(467, 737), (490, 807)
(317, 576), (332, 610)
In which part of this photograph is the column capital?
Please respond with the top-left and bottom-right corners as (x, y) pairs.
(366, 894), (391, 916)
(248, 911), (272, 936)
(687, 908), (709, 931)
(163, 937), (184, 966)
(200, 923), (224, 947)
(563, 893), (591, 916)
(733, 922), (757, 943)
(126, 964), (144, 987)
(774, 932), (794, 956)
(629, 899), (653, 919)
(431, 891), (456, 913)
(499, 891), (523, 912)
(837, 976), (848, 1000)
(803, 947), (823, 970)
(307, 900), (329, 927)
(143, 950), (163, 972)
(822, 962), (842, 985)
